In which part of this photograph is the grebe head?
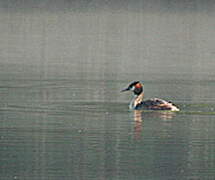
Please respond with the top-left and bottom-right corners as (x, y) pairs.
(121, 81), (143, 95)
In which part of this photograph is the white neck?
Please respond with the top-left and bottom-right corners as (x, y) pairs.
(129, 92), (144, 110)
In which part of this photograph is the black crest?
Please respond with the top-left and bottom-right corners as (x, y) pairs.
(128, 81), (140, 88)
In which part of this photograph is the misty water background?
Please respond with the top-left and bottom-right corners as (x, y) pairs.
(1, 1), (215, 179)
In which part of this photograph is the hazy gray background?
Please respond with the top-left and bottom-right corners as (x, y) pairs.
(0, 0), (215, 82)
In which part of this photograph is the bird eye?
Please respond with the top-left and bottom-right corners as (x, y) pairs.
(131, 86), (135, 91)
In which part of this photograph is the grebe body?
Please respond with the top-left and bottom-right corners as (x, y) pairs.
(121, 81), (179, 111)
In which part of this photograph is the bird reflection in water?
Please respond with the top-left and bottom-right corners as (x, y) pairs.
(133, 110), (143, 140)
(133, 110), (176, 140)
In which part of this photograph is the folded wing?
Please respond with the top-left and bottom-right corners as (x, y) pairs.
(138, 98), (179, 111)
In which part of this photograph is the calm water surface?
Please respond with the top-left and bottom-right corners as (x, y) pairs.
(1, 78), (215, 180)
(1, 2), (215, 179)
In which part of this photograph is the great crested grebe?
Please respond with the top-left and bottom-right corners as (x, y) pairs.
(121, 81), (180, 111)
